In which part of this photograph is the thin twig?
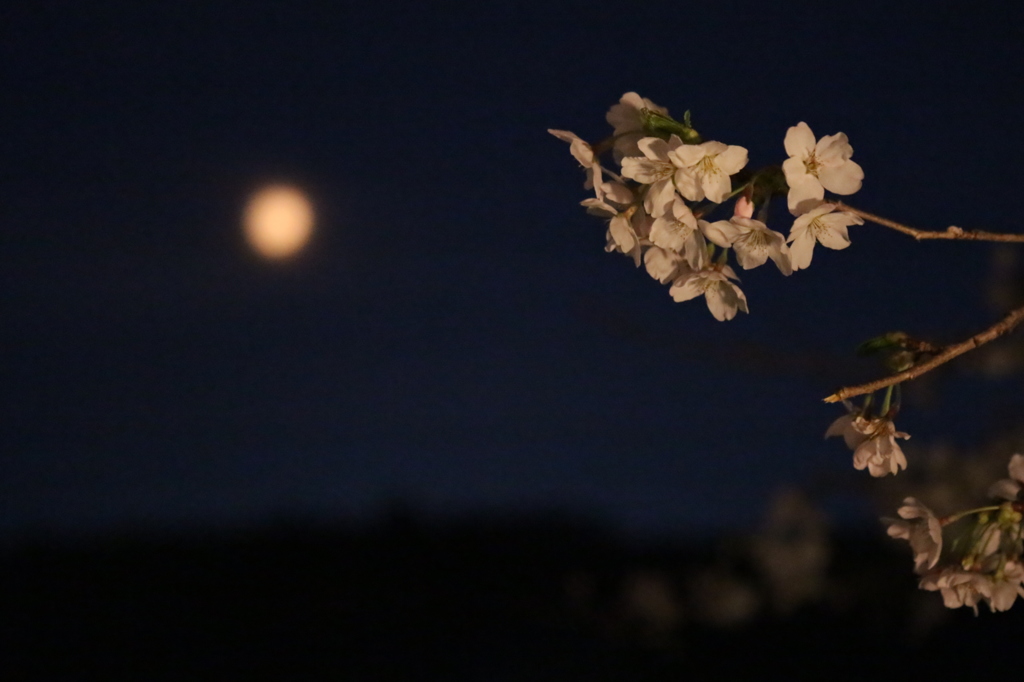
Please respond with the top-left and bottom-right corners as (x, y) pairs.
(824, 304), (1024, 403)
(834, 202), (1024, 243)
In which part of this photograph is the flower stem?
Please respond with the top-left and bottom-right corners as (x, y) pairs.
(941, 506), (1002, 526)
(879, 384), (895, 417)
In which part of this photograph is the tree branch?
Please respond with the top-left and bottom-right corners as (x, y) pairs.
(824, 304), (1024, 403)
(834, 202), (1024, 243)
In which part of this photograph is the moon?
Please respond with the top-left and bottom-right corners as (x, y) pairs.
(243, 184), (315, 259)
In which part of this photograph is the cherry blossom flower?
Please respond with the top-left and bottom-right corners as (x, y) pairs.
(549, 129), (604, 199)
(787, 201), (864, 271)
(620, 135), (688, 217)
(919, 567), (991, 615)
(605, 92), (669, 160)
(826, 410), (910, 477)
(782, 122), (864, 213)
(644, 246), (687, 284)
(702, 217), (792, 276)
(649, 198), (706, 269)
(886, 497), (943, 573)
(668, 141), (748, 204)
(582, 195), (641, 266)
(986, 562), (1024, 612)
(733, 194), (754, 219)
(988, 453), (1024, 501)
(669, 263), (748, 321)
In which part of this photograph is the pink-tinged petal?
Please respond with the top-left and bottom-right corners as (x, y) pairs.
(631, 208), (653, 241)
(669, 274), (704, 302)
(548, 128), (579, 143)
(782, 157), (810, 188)
(704, 285), (733, 321)
(816, 133), (853, 163)
(591, 164), (604, 199)
(669, 145), (705, 168)
(784, 122), (816, 158)
(769, 243), (793, 277)
(580, 197), (616, 217)
(609, 215), (641, 267)
(815, 220), (852, 250)
(702, 171), (733, 204)
(787, 176), (825, 214)
(620, 157), (671, 184)
(731, 283), (749, 313)
(1007, 453), (1024, 483)
(644, 246), (684, 284)
(601, 181), (634, 206)
(674, 168), (703, 202)
(683, 231), (708, 270)
(733, 195), (754, 219)
(672, 198), (697, 224)
(734, 242), (768, 270)
(825, 414), (855, 443)
(606, 92), (645, 130)
(787, 229), (816, 271)
(818, 161), (864, 195)
(700, 140), (728, 156)
(569, 138), (594, 166)
(701, 219), (739, 248)
(720, 264), (740, 281)
(887, 520), (911, 540)
(638, 137), (670, 161)
(714, 145), (749, 175)
(989, 479), (1022, 501)
(730, 217), (767, 233)
(612, 133), (644, 161)
(644, 179), (677, 217)
(705, 280), (747, 321)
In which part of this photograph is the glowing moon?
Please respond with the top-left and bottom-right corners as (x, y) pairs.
(243, 185), (315, 259)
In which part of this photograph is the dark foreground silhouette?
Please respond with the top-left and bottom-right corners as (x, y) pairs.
(4, 512), (1023, 680)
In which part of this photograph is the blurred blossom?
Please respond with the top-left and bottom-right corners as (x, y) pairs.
(689, 569), (760, 628)
(752, 489), (830, 614)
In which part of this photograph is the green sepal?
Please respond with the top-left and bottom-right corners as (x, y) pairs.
(856, 332), (910, 357)
(641, 108), (702, 144)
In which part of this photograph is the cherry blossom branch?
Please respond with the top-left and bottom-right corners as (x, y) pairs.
(833, 201), (1024, 243)
(824, 304), (1024, 403)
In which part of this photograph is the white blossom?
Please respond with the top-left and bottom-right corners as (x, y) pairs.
(669, 263), (748, 321)
(988, 453), (1024, 501)
(919, 567), (991, 615)
(826, 411), (910, 477)
(986, 562), (1024, 612)
(668, 141), (748, 204)
(782, 122), (864, 213)
(644, 246), (687, 284)
(605, 92), (668, 160)
(702, 217), (792, 276)
(582, 193), (641, 266)
(886, 497), (943, 573)
(620, 135), (688, 217)
(787, 201), (864, 271)
(549, 129), (604, 199)
(649, 197), (706, 269)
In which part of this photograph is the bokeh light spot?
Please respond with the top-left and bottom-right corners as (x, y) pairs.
(243, 184), (315, 259)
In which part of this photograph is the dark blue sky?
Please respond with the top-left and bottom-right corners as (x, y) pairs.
(2, 2), (1022, 538)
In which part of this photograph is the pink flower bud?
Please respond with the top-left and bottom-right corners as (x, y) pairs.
(733, 195), (754, 219)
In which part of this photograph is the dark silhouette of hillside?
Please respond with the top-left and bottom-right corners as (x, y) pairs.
(4, 512), (1023, 680)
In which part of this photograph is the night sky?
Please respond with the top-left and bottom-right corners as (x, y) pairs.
(3, 3), (1023, 539)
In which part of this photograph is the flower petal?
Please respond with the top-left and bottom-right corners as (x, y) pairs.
(787, 229), (816, 271)
(818, 160), (864, 195)
(714, 145), (749, 176)
(784, 122), (816, 158)
(787, 176), (825, 214)
(701, 219), (739, 248)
